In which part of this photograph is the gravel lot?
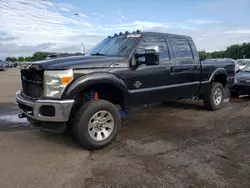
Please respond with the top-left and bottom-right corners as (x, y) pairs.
(0, 68), (250, 188)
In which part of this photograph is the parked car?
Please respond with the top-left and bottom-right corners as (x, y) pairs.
(19, 62), (28, 69)
(2, 61), (9, 68)
(229, 63), (250, 97)
(16, 31), (236, 150)
(0, 62), (7, 71)
(8, 62), (15, 68)
(236, 59), (250, 70)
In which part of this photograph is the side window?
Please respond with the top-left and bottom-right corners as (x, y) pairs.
(171, 38), (194, 64)
(136, 35), (170, 63)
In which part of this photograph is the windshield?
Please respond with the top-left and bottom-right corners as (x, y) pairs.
(86, 35), (140, 57)
(242, 64), (250, 72)
(236, 60), (250, 66)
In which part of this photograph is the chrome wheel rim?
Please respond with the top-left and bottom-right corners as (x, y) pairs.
(213, 88), (222, 105)
(88, 110), (114, 142)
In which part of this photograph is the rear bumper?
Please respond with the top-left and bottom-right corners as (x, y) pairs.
(16, 91), (74, 122)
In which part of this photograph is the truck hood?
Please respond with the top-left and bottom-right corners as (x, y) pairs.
(29, 56), (125, 70)
(236, 71), (250, 80)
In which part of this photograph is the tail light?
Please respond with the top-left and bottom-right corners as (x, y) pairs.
(234, 64), (236, 76)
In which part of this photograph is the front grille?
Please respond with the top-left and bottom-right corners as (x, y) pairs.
(21, 67), (44, 98)
(238, 80), (250, 85)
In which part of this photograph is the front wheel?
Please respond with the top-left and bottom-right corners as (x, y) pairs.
(72, 99), (121, 150)
(203, 82), (224, 111)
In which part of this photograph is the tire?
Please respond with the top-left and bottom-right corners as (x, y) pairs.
(203, 82), (224, 111)
(72, 99), (121, 150)
(230, 91), (239, 98)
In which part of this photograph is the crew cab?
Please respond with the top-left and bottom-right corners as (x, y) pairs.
(16, 31), (235, 150)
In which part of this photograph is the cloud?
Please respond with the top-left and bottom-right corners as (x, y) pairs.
(59, 7), (70, 12)
(186, 19), (223, 24)
(0, 42), (56, 59)
(0, 0), (249, 60)
(0, 31), (18, 41)
(0, 0), (91, 43)
(118, 11), (128, 23)
(224, 29), (250, 34)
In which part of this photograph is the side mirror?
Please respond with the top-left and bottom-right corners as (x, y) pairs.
(236, 69), (241, 73)
(145, 46), (160, 65)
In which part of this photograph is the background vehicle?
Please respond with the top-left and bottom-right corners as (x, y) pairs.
(2, 61), (10, 68)
(236, 59), (250, 70)
(0, 62), (7, 71)
(13, 62), (18, 67)
(8, 62), (15, 68)
(229, 63), (250, 97)
(16, 31), (236, 150)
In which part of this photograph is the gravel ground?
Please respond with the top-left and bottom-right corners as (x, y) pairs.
(0, 68), (250, 188)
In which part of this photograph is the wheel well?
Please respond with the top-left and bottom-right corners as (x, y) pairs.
(213, 74), (227, 87)
(79, 83), (126, 108)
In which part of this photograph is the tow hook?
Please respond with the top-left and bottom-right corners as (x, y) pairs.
(18, 113), (27, 118)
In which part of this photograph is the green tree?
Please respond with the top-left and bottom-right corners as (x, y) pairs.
(5, 57), (17, 62)
(25, 56), (33, 62)
(18, 57), (25, 62)
(32, 51), (49, 61)
(199, 51), (208, 61)
(12, 57), (17, 62)
(199, 42), (250, 60)
(6, 57), (12, 62)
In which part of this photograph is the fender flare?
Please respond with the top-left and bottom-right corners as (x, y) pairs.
(208, 68), (227, 83)
(63, 72), (130, 103)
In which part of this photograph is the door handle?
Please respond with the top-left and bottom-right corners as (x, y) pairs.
(170, 67), (175, 75)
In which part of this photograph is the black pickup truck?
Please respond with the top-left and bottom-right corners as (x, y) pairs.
(16, 31), (235, 150)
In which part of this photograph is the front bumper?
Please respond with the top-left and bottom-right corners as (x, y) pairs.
(229, 84), (250, 94)
(16, 91), (74, 122)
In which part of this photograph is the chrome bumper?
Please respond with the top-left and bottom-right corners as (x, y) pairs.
(16, 91), (74, 122)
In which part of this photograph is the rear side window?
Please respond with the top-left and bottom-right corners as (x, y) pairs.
(171, 38), (194, 64)
(137, 35), (170, 62)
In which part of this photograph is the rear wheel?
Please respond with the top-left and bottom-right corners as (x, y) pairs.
(203, 82), (224, 110)
(72, 99), (121, 150)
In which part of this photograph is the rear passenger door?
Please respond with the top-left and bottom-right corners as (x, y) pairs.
(168, 37), (200, 97)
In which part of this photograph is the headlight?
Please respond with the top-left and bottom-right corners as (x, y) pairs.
(234, 78), (238, 84)
(44, 69), (73, 98)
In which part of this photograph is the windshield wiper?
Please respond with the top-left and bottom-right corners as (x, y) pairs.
(91, 52), (105, 56)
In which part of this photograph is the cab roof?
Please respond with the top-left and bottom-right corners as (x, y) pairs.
(108, 31), (192, 40)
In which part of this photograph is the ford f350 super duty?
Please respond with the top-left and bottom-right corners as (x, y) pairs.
(16, 30), (235, 150)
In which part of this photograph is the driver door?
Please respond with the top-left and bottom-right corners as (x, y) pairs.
(128, 35), (175, 107)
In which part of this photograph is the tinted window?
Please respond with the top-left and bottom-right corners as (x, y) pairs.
(137, 35), (170, 62)
(86, 35), (140, 57)
(237, 59), (250, 65)
(171, 38), (193, 63)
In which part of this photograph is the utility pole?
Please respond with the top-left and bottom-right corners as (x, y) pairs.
(81, 43), (85, 54)
(75, 13), (85, 55)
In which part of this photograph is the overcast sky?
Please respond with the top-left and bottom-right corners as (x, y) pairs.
(0, 0), (250, 60)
